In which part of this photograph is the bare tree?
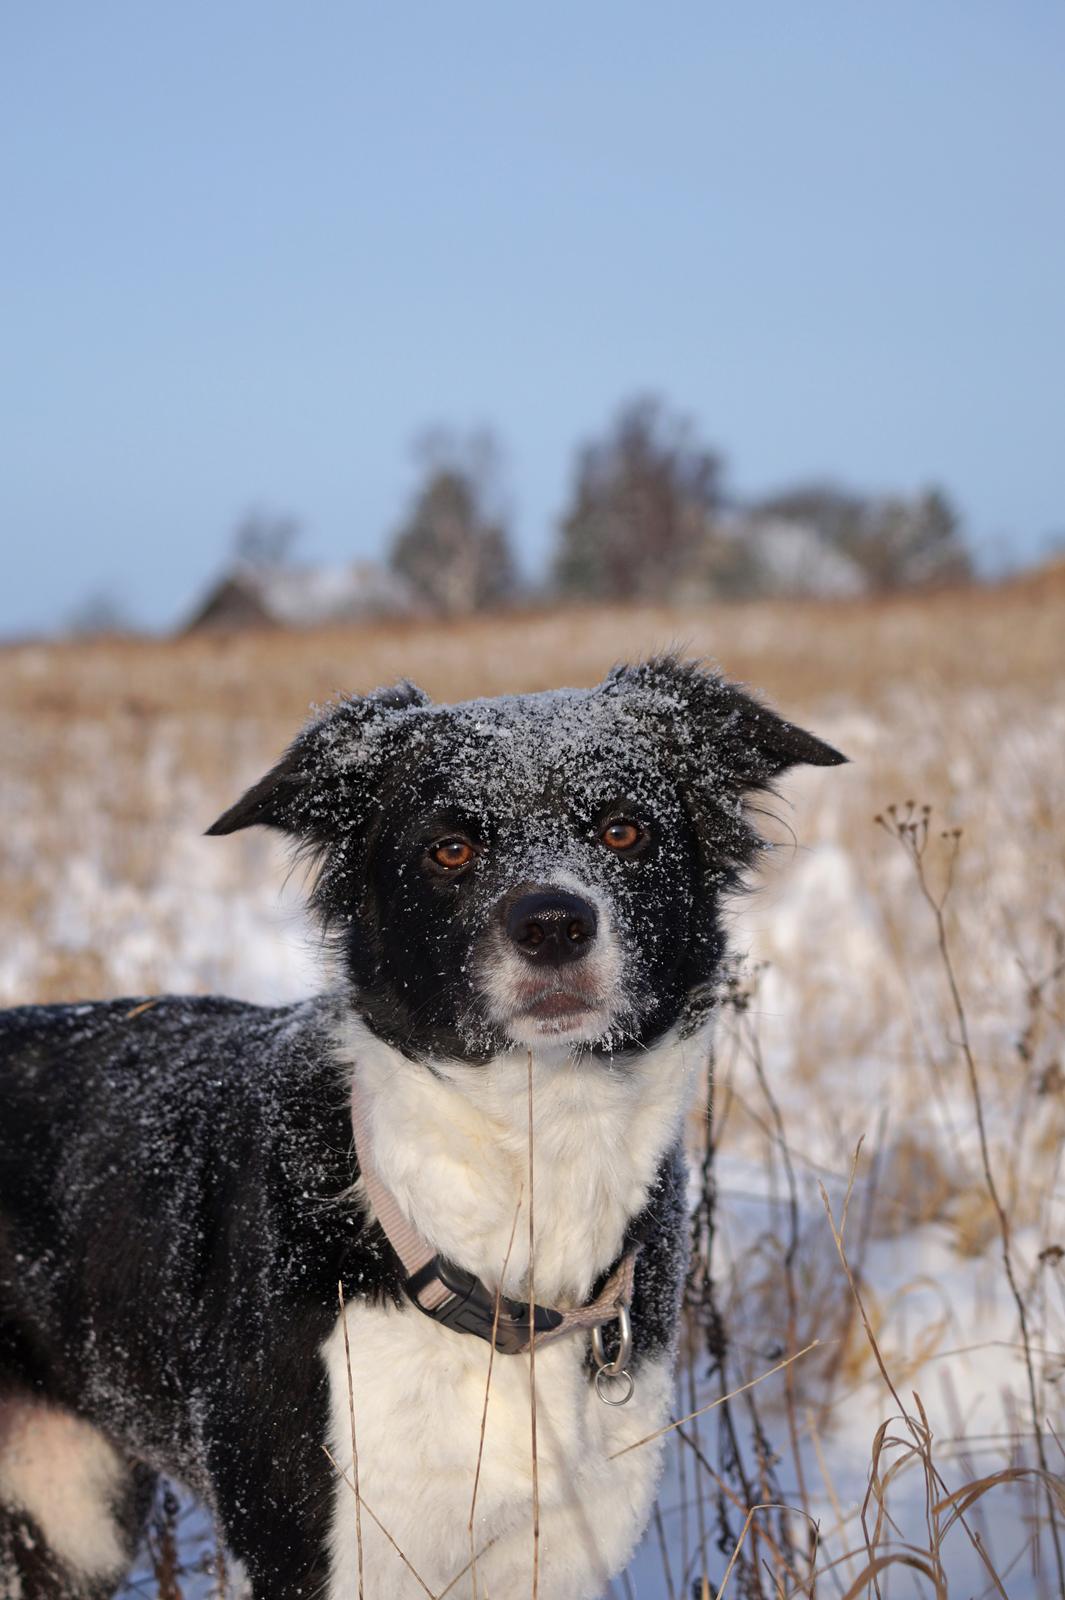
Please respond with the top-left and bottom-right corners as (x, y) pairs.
(552, 396), (725, 601)
(232, 509), (301, 570)
(388, 430), (516, 615)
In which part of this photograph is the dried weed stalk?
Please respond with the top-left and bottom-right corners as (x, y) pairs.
(877, 802), (1065, 1590)
(818, 1145), (1009, 1599)
(468, 1185), (524, 1600)
(527, 1049), (541, 1600)
(337, 1280), (365, 1600)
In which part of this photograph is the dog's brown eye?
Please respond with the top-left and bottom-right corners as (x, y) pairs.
(600, 821), (645, 853)
(430, 839), (475, 870)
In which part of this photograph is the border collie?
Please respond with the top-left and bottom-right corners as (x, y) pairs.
(0, 656), (843, 1599)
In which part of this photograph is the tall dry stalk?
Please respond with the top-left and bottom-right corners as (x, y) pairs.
(743, 1006), (815, 1580)
(338, 1280), (365, 1600)
(322, 1449), (436, 1598)
(684, 997), (808, 1596)
(609, 1341), (821, 1461)
(878, 803), (1065, 1591)
(468, 1187), (524, 1600)
(527, 1050), (541, 1600)
(818, 1147), (1009, 1599)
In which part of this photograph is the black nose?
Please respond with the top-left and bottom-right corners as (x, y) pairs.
(505, 891), (598, 966)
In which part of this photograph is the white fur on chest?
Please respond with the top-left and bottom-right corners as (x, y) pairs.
(338, 1018), (705, 1303)
(323, 1022), (705, 1599)
(323, 1303), (673, 1600)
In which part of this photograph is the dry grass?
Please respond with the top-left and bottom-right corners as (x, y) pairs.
(2, 575), (1063, 1596)
(5, 575), (1065, 718)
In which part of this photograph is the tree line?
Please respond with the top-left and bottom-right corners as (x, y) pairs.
(385, 396), (970, 616)
(57, 394), (975, 636)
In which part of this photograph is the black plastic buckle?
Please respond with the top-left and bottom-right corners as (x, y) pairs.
(405, 1257), (564, 1355)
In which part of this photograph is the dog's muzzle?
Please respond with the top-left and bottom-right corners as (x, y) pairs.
(478, 882), (622, 1042)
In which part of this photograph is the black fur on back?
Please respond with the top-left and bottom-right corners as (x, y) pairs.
(0, 996), (387, 1592)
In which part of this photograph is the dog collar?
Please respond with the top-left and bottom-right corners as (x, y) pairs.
(350, 1076), (636, 1377)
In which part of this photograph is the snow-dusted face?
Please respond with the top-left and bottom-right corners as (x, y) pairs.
(353, 739), (706, 1058)
(207, 658), (845, 1063)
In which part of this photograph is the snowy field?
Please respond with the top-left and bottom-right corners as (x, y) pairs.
(2, 580), (1063, 1597)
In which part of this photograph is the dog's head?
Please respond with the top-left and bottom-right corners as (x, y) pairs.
(208, 657), (844, 1061)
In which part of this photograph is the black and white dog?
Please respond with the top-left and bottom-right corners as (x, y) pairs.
(0, 656), (843, 1599)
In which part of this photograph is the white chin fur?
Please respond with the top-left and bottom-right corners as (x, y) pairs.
(503, 1006), (617, 1047)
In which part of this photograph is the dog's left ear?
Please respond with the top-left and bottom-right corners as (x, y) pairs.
(606, 655), (846, 788)
(606, 656), (845, 880)
(709, 682), (847, 786)
(205, 680), (431, 839)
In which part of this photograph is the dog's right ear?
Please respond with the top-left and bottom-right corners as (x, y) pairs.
(205, 680), (430, 839)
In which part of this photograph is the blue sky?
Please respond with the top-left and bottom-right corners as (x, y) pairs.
(3, 2), (1063, 635)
